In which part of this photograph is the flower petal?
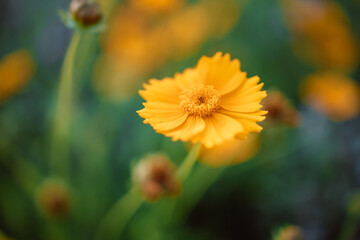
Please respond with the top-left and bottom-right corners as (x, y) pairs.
(163, 116), (206, 141)
(196, 113), (245, 148)
(139, 78), (182, 104)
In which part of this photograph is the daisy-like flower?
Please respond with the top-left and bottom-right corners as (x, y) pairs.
(137, 52), (267, 148)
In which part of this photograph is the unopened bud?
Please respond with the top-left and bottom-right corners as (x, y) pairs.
(132, 154), (181, 201)
(69, 0), (103, 27)
(263, 91), (300, 127)
(35, 178), (71, 218)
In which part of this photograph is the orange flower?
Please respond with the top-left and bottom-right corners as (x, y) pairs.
(129, 0), (184, 15)
(137, 52), (267, 148)
(301, 71), (360, 121)
(0, 50), (35, 103)
(199, 134), (259, 167)
(283, 0), (359, 72)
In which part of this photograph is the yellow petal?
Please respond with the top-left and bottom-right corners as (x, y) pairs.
(196, 113), (245, 148)
(163, 116), (206, 141)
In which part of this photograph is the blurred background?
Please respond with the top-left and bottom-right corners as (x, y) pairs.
(1, 0), (360, 239)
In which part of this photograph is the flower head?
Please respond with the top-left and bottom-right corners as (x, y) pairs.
(263, 91), (300, 127)
(132, 154), (181, 201)
(35, 178), (71, 218)
(0, 50), (35, 103)
(300, 71), (360, 121)
(137, 52), (267, 148)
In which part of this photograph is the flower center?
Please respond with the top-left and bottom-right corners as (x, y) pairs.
(180, 84), (221, 117)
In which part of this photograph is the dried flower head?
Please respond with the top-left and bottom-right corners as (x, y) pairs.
(137, 52), (267, 148)
(133, 154), (181, 201)
(301, 71), (360, 121)
(0, 50), (35, 103)
(35, 178), (71, 218)
(70, 0), (103, 27)
(263, 91), (300, 127)
(273, 225), (305, 240)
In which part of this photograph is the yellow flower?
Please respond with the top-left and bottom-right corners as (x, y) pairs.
(137, 52), (267, 148)
(0, 50), (35, 103)
(300, 71), (360, 121)
(199, 134), (259, 167)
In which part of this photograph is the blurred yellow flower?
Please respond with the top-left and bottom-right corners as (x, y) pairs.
(263, 91), (300, 127)
(199, 134), (259, 167)
(0, 50), (35, 103)
(138, 52), (267, 148)
(301, 71), (360, 121)
(0, 231), (14, 240)
(283, 0), (359, 72)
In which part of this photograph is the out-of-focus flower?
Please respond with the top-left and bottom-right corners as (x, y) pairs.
(129, 0), (185, 15)
(273, 225), (305, 240)
(35, 178), (71, 218)
(199, 134), (260, 167)
(138, 52), (267, 148)
(300, 71), (360, 121)
(95, 1), (240, 100)
(132, 154), (181, 201)
(263, 91), (300, 127)
(202, 0), (239, 38)
(164, 4), (210, 60)
(282, 0), (359, 73)
(0, 50), (35, 103)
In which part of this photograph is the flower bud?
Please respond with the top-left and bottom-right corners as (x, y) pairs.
(132, 154), (181, 201)
(69, 0), (103, 27)
(35, 178), (71, 218)
(263, 91), (300, 127)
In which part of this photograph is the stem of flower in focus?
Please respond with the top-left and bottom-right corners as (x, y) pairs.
(177, 143), (202, 181)
(50, 32), (81, 177)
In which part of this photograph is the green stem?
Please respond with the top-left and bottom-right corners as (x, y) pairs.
(93, 143), (202, 240)
(50, 32), (81, 177)
(94, 187), (144, 240)
(176, 143), (202, 181)
(337, 191), (360, 240)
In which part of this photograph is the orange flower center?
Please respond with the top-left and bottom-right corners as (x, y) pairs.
(180, 84), (221, 117)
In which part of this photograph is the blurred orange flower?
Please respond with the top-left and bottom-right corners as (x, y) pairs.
(94, 0), (240, 100)
(138, 52), (267, 148)
(199, 134), (260, 167)
(129, 0), (184, 15)
(0, 50), (35, 103)
(300, 71), (360, 121)
(283, 0), (359, 72)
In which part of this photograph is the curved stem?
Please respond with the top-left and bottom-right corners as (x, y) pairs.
(93, 187), (144, 240)
(93, 143), (202, 240)
(50, 32), (81, 177)
(177, 143), (202, 181)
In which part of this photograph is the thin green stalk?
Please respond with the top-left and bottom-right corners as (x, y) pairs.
(337, 191), (360, 240)
(176, 143), (202, 181)
(50, 32), (81, 177)
(93, 143), (202, 240)
(93, 187), (144, 240)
